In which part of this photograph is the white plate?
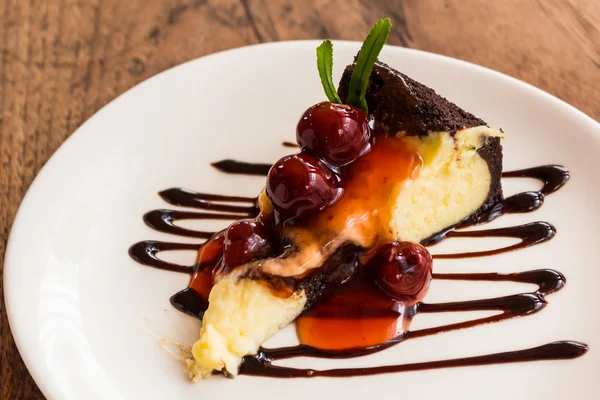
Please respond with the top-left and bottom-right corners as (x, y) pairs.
(5, 41), (600, 400)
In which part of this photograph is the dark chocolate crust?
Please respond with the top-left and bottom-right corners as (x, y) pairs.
(471, 136), (503, 224)
(298, 245), (360, 310)
(338, 61), (486, 136)
(243, 245), (360, 311)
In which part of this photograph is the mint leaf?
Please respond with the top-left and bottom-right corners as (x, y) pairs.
(316, 40), (342, 103)
(346, 18), (392, 112)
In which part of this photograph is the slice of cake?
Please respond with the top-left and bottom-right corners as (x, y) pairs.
(186, 19), (503, 380)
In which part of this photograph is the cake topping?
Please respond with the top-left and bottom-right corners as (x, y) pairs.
(222, 219), (272, 271)
(315, 17), (392, 112)
(342, 18), (391, 112)
(296, 102), (371, 167)
(266, 153), (343, 223)
(315, 40), (342, 104)
(369, 241), (432, 302)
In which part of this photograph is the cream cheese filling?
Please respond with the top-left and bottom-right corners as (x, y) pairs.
(392, 127), (502, 241)
(188, 271), (306, 380)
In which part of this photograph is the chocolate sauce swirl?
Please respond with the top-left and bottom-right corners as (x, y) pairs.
(210, 160), (272, 176)
(242, 341), (587, 378)
(170, 287), (209, 319)
(128, 241), (197, 274)
(476, 165), (570, 223)
(144, 210), (249, 239)
(160, 188), (258, 214)
(433, 221), (556, 259)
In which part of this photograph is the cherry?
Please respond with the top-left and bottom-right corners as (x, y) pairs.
(266, 153), (343, 222)
(368, 241), (432, 302)
(223, 219), (272, 269)
(296, 102), (371, 167)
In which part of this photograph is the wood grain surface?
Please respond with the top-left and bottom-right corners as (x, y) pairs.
(1, 0), (598, 398)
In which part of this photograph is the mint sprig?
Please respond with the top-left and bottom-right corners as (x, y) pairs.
(346, 18), (392, 113)
(316, 40), (342, 104)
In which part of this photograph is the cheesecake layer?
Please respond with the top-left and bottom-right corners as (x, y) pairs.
(188, 272), (306, 380)
(393, 127), (502, 241)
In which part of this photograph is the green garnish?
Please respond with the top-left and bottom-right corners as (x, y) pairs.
(316, 40), (342, 104)
(316, 19), (392, 111)
(345, 18), (392, 112)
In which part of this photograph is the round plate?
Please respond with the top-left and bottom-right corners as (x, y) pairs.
(5, 41), (600, 400)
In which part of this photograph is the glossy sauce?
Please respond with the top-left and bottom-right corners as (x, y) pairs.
(306, 136), (421, 241)
(242, 341), (587, 378)
(211, 160), (272, 176)
(470, 165), (570, 223)
(433, 221), (556, 259)
(296, 266), (412, 350)
(258, 136), (422, 280)
(129, 241), (198, 273)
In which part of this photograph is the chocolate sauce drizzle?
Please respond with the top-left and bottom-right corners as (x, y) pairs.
(243, 341), (587, 378)
(160, 188), (258, 214)
(479, 165), (570, 223)
(129, 163), (587, 377)
(433, 221), (556, 259)
(129, 241), (198, 274)
(211, 160), (272, 176)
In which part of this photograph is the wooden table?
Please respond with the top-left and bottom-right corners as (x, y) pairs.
(0, 0), (598, 398)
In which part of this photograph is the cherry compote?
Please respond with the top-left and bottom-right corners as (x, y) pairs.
(196, 230), (225, 267)
(367, 241), (433, 302)
(266, 153), (343, 222)
(190, 230), (226, 299)
(296, 102), (371, 167)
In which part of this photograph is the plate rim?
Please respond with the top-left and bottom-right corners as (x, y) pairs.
(4, 40), (600, 400)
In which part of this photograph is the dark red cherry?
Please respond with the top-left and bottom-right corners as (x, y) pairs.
(223, 219), (271, 269)
(296, 102), (371, 166)
(368, 241), (433, 302)
(266, 153), (343, 222)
